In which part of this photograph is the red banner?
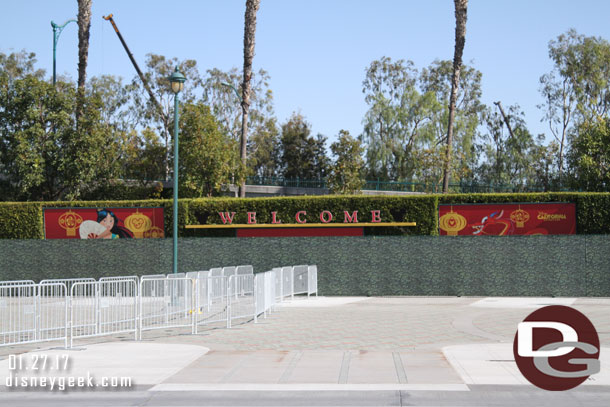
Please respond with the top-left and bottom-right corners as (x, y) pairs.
(438, 203), (576, 236)
(236, 227), (364, 238)
(44, 208), (165, 239)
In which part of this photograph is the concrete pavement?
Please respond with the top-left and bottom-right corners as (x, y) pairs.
(0, 296), (609, 406)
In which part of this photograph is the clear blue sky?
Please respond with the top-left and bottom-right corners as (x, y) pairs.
(3, 1), (610, 145)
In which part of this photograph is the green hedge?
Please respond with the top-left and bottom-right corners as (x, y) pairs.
(185, 195), (438, 237)
(0, 202), (43, 239)
(0, 193), (609, 239)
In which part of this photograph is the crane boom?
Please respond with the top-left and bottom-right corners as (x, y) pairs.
(493, 101), (516, 140)
(102, 14), (167, 122)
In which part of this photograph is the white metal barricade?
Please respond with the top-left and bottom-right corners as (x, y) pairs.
(2, 283), (45, 346)
(100, 276), (139, 294)
(139, 277), (194, 339)
(281, 266), (294, 300)
(222, 267), (236, 279)
(0, 280), (35, 286)
(293, 265), (309, 295)
(273, 268), (283, 301)
(38, 283), (68, 347)
(264, 271), (277, 313)
(100, 276), (139, 284)
(70, 280), (137, 347)
(69, 282), (96, 344)
(194, 276), (228, 331)
(228, 275), (255, 327)
(196, 271), (211, 312)
(308, 265), (318, 296)
(209, 268), (223, 277)
(41, 278), (95, 297)
(236, 265), (253, 275)
(0, 265), (319, 345)
(141, 274), (165, 280)
(254, 271), (277, 321)
(254, 273), (265, 321)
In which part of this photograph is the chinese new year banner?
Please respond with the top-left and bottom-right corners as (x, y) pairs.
(44, 208), (165, 239)
(438, 203), (576, 236)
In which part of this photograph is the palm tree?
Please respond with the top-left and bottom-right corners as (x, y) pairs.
(442, 0), (468, 193)
(239, 0), (261, 197)
(76, 0), (92, 123)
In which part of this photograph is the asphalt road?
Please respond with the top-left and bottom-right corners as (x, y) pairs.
(0, 386), (609, 407)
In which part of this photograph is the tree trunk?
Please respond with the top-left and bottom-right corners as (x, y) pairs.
(239, 0), (261, 198)
(442, 0), (468, 193)
(76, 0), (92, 124)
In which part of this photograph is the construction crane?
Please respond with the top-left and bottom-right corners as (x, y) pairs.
(103, 13), (171, 181)
(102, 14), (167, 123)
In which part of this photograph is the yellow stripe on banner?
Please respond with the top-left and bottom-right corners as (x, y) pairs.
(185, 222), (416, 229)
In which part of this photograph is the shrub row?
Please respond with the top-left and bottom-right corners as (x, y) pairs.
(0, 192), (608, 239)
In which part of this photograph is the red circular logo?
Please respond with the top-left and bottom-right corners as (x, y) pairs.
(513, 305), (600, 391)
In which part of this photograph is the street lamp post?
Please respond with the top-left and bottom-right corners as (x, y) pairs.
(51, 19), (76, 86)
(221, 82), (242, 103)
(170, 67), (186, 275)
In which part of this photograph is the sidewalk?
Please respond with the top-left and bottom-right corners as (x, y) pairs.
(1, 296), (609, 405)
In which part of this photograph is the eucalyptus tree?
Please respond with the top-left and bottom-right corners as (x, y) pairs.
(360, 57), (438, 181)
(202, 67), (278, 177)
(539, 29), (610, 185)
(420, 60), (483, 185)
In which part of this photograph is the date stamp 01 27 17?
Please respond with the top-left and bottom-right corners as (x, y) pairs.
(8, 354), (70, 372)
(5, 354), (132, 391)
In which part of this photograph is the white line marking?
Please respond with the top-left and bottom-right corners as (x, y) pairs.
(149, 383), (471, 391)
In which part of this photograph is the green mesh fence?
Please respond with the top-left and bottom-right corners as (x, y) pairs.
(0, 235), (608, 297)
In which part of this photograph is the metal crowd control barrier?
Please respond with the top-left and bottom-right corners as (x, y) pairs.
(1, 265), (318, 347)
(195, 275), (228, 330)
(100, 276), (139, 284)
(99, 276), (140, 294)
(254, 271), (277, 320)
(222, 267), (236, 278)
(293, 265), (309, 295)
(227, 274), (255, 328)
(236, 265), (254, 275)
(273, 268), (283, 301)
(281, 266), (294, 300)
(41, 278), (96, 297)
(209, 268), (223, 277)
(265, 271), (277, 312)
(38, 283), (69, 347)
(70, 280), (137, 347)
(141, 274), (165, 280)
(308, 265), (318, 296)
(1, 283), (67, 347)
(0, 280), (36, 286)
(139, 277), (194, 339)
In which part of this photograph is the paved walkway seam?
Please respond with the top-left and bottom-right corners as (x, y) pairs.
(338, 351), (351, 384)
(392, 352), (408, 384)
(278, 351), (304, 383)
(220, 353), (251, 383)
